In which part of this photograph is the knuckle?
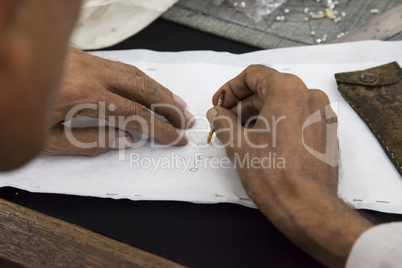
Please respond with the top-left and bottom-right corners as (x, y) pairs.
(127, 103), (151, 131)
(121, 63), (143, 76)
(244, 64), (269, 81)
(246, 64), (268, 73)
(131, 66), (144, 76)
(60, 77), (94, 103)
(120, 62), (134, 73)
(68, 47), (86, 56)
(118, 64), (146, 89)
(280, 73), (306, 92)
(310, 89), (330, 105)
(307, 91), (331, 112)
(66, 48), (92, 70)
(136, 77), (157, 98)
(131, 102), (147, 117)
(271, 74), (308, 104)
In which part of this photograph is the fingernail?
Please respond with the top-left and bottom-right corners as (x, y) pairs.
(207, 108), (218, 125)
(111, 134), (134, 150)
(173, 94), (187, 108)
(185, 110), (195, 128)
(176, 129), (189, 145)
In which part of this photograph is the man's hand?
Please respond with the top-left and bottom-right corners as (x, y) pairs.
(43, 48), (194, 156)
(207, 65), (373, 268)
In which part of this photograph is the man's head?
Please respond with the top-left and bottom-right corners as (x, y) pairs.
(0, 0), (82, 171)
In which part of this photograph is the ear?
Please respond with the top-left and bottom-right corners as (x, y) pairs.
(0, 0), (17, 28)
(0, 0), (29, 74)
(0, 0), (39, 171)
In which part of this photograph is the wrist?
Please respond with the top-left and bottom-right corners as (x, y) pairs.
(246, 174), (373, 268)
(289, 196), (373, 268)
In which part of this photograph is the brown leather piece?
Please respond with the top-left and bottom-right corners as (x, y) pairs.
(335, 62), (402, 176)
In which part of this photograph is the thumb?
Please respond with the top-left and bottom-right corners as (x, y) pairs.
(43, 126), (134, 156)
(207, 107), (243, 148)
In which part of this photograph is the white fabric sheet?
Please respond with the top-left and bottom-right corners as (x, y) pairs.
(71, 0), (178, 49)
(0, 41), (401, 212)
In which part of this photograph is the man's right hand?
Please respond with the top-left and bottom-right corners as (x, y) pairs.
(207, 65), (373, 268)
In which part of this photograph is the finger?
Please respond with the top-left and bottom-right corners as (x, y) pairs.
(101, 61), (194, 129)
(230, 94), (263, 124)
(172, 94), (187, 108)
(65, 90), (189, 146)
(103, 92), (189, 146)
(212, 65), (278, 108)
(309, 89), (331, 107)
(123, 79), (194, 129)
(207, 107), (243, 160)
(42, 126), (134, 156)
(212, 65), (309, 111)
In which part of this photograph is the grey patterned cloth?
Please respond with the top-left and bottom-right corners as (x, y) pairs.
(162, 0), (402, 49)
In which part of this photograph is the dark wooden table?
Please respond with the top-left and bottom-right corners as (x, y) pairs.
(1, 18), (401, 267)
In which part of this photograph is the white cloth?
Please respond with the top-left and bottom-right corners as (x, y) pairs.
(0, 41), (401, 212)
(347, 222), (402, 267)
(70, 0), (178, 49)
